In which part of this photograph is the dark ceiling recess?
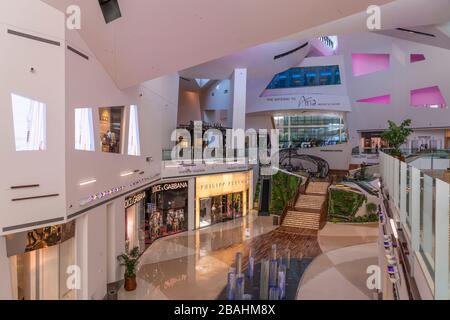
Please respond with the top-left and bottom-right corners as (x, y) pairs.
(98, 0), (122, 24)
(396, 28), (436, 38)
(274, 42), (309, 60)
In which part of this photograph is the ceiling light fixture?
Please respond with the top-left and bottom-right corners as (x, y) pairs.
(79, 179), (97, 186)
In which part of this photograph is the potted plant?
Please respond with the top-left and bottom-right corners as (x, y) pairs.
(117, 245), (141, 291)
(381, 119), (413, 161)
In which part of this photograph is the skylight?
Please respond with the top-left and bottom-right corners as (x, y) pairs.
(195, 78), (210, 88)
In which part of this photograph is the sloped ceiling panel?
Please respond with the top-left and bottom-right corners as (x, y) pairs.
(43, 0), (394, 88)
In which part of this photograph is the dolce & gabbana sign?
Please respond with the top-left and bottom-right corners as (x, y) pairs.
(124, 192), (146, 209)
(152, 181), (188, 193)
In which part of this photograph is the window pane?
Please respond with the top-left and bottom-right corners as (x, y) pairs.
(266, 65), (341, 89)
(75, 108), (95, 151)
(99, 106), (124, 154)
(128, 105), (141, 156)
(11, 94), (46, 151)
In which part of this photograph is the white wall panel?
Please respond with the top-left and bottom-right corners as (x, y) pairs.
(0, 1), (66, 232)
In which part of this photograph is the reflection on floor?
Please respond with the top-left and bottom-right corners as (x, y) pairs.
(297, 223), (379, 300)
(118, 212), (323, 300)
(119, 213), (276, 300)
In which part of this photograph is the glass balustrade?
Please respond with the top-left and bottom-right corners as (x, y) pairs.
(380, 151), (449, 299)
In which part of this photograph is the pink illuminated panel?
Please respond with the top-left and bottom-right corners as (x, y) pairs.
(352, 53), (390, 76)
(356, 94), (391, 105)
(410, 54), (425, 63)
(411, 86), (447, 108)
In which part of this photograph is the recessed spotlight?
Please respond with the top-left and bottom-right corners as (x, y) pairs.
(120, 171), (134, 177)
(79, 179), (97, 186)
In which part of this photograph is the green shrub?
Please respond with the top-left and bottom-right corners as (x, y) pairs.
(269, 172), (299, 215)
(328, 189), (367, 222)
(366, 202), (377, 215)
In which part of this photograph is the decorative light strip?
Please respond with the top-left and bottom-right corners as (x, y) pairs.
(120, 171), (134, 177)
(78, 173), (161, 207)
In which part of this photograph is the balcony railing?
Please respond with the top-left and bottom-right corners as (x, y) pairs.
(161, 148), (256, 179)
(380, 151), (449, 299)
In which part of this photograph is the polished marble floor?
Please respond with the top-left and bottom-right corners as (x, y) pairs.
(118, 213), (379, 300)
(118, 212), (278, 300)
(297, 223), (379, 300)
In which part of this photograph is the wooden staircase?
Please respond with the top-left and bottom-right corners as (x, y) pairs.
(281, 181), (330, 231)
(294, 194), (326, 212)
(283, 211), (321, 229)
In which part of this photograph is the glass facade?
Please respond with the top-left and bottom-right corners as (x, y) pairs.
(266, 65), (341, 89)
(273, 113), (347, 148)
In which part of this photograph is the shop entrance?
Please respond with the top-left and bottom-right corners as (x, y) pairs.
(199, 192), (244, 227)
(125, 192), (146, 252)
(195, 171), (252, 229)
(7, 222), (76, 300)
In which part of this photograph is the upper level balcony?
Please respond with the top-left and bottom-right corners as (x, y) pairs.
(161, 148), (255, 179)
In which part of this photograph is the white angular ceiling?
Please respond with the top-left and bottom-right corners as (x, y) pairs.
(42, 0), (394, 89)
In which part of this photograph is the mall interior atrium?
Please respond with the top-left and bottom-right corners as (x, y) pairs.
(1, 0), (450, 302)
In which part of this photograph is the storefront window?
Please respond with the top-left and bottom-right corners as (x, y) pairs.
(196, 171), (252, 229)
(147, 182), (189, 245)
(7, 222), (76, 300)
(99, 106), (124, 153)
(125, 192), (146, 252)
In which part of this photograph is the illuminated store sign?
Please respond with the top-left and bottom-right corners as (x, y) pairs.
(196, 172), (251, 199)
(5, 221), (76, 257)
(152, 181), (188, 193)
(124, 192), (146, 209)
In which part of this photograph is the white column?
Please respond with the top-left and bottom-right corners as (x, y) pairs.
(422, 175), (433, 254)
(434, 179), (449, 300)
(394, 158), (400, 210)
(229, 68), (247, 130)
(188, 178), (196, 231)
(75, 215), (89, 300)
(410, 167), (421, 252)
(0, 236), (13, 299)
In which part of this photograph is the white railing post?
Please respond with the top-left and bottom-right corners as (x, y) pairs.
(400, 161), (407, 226)
(434, 179), (449, 300)
(422, 175), (433, 254)
(394, 158), (400, 211)
(410, 167), (421, 252)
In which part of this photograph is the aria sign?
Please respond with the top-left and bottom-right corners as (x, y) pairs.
(124, 192), (146, 209)
(298, 96), (318, 108)
(152, 181), (188, 194)
(258, 94), (351, 112)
